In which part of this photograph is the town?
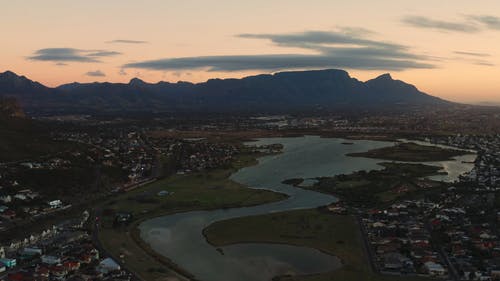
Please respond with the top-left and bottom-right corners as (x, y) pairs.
(359, 134), (500, 280)
(1, 113), (500, 281)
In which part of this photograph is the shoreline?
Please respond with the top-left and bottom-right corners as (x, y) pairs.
(127, 195), (294, 281)
(201, 210), (344, 259)
(100, 135), (464, 281)
(97, 146), (289, 281)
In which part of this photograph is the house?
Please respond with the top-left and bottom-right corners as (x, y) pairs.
(97, 258), (120, 273)
(63, 261), (81, 271)
(383, 252), (412, 270)
(13, 194), (27, 201)
(1, 209), (16, 220)
(50, 265), (68, 278)
(423, 261), (446, 276)
(36, 266), (50, 278)
(41, 255), (61, 265)
(0, 258), (17, 268)
(23, 247), (43, 256)
(0, 195), (11, 203)
(7, 272), (25, 281)
(48, 200), (63, 209)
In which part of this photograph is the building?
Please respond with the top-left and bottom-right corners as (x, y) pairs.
(97, 258), (120, 273)
(423, 261), (446, 276)
(41, 255), (61, 265)
(48, 200), (63, 209)
(0, 258), (17, 268)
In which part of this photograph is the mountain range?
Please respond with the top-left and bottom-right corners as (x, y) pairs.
(0, 69), (450, 115)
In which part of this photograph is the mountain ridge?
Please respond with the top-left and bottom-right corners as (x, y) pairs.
(0, 69), (451, 115)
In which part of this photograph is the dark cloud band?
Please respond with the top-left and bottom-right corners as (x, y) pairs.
(28, 48), (121, 63)
(124, 54), (434, 72)
(124, 29), (433, 72)
(403, 14), (500, 33)
(85, 70), (106, 77)
(402, 16), (479, 33)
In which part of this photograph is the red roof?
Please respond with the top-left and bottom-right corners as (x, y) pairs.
(8, 273), (25, 281)
(63, 261), (80, 270)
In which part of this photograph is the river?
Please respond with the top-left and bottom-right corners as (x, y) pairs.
(139, 136), (475, 281)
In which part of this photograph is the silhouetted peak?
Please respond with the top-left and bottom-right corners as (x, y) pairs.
(375, 73), (393, 80)
(0, 70), (43, 87)
(129, 77), (146, 86)
(0, 71), (27, 81)
(1, 70), (19, 77)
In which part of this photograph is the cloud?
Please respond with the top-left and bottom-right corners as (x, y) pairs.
(87, 51), (122, 57)
(124, 54), (433, 72)
(470, 15), (500, 30)
(124, 29), (433, 72)
(454, 51), (490, 57)
(107, 39), (148, 44)
(337, 26), (376, 37)
(474, 61), (495, 66)
(403, 14), (500, 33)
(55, 62), (68, 66)
(118, 69), (127, 76)
(29, 48), (99, 62)
(28, 48), (121, 63)
(237, 30), (405, 50)
(402, 16), (479, 33)
(85, 70), (106, 77)
(450, 51), (494, 66)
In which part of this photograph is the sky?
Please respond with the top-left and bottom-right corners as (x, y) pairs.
(1, 0), (500, 103)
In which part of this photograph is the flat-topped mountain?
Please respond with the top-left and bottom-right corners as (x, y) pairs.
(0, 69), (450, 114)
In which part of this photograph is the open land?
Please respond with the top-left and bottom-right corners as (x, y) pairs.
(284, 162), (446, 207)
(347, 142), (468, 162)
(203, 208), (428, 281)
(97, 151), (288, 281)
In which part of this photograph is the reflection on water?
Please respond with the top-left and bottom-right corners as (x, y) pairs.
(397, 139), (477, 182)
(221, 243), (340, 280)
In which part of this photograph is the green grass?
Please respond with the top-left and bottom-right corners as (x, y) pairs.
(98, 152), (287, 281)
(301, 163), (445, 207)
(105, 153), (286, 215)
(347, 142), (467, 162)
(204, 209), (427, 281)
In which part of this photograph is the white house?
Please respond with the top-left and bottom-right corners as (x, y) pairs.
(41, 255), (61, 265)
(0, 195), (11, 203)
(48, 200), (63, 209)
(423, 261), (446, 276)
(97, 258), (120, 273)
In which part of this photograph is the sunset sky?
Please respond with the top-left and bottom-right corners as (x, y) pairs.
(1, 0), (500, 103)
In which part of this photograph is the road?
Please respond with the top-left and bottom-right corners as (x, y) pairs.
(92, 208), (141, 281)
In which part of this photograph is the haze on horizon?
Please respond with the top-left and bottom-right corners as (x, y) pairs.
(1, 0), (500, 104)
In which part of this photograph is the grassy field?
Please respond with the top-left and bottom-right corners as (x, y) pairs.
(347, 142), (467, 162)
(290, 162), (446, 207)
(204, 209), (428, 281)
(97, 152), (288, 281)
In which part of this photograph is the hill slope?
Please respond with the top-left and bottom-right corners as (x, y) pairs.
(0, 99), (71, 162)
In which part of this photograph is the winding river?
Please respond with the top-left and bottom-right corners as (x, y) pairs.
(139, 136), (476, 281)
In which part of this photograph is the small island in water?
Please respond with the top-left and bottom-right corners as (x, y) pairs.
(347, 142), (468, 162)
